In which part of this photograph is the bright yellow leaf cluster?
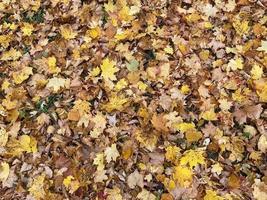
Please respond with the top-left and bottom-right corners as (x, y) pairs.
(0, 162), (9, 183)
(1, 48), (22, 61)
(60, 25), (77, 40)
(100, 58), (119, 81)
(180, 150), (206, 169)
(204, 190), (224, 200)
(21, 23), (34, 36)
(165, 145), (181, 163)
(173, 165), (193, 187)
(63, 175), (80, 194)
(201, 109), (217, 121)
(7, 135), (37, 156)
(28, 174), (46, 200)
(13, 67), (33, 84)
(102, 94), (128, 112)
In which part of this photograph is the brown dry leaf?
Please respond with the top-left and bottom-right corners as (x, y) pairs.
(0, 1), (266, 199)
(185, 130), (203, 143)
(127, 170), (144, 189)
(234, 104), (263, 124)
(151, 114), (169, 133)
(228, 174), (240, 189)
(122, 140), (134, 160)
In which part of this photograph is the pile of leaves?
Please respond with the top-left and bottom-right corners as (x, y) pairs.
(0, 0), (267, 199)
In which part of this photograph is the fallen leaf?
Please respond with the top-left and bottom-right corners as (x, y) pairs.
(0, 162), (10, 183)
(28, 174), (46, 200)
(137, 189), (156, 200)
(180, 150), (205, 169)
(127, 170), (144, 189)
(100, 58), (119, 81)
(104, 144), (120, 163)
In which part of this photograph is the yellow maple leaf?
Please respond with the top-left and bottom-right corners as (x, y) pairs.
(102, 94), (128, 112)
(232, 88), (248, 103)
(173, 165), (193, 187)
(94, 169), (108, 183)
(186, 13), (201, 23)
(104, 1), (116, 12)
(185, 129), (203, 143)
(63, 175), (80, 194)
(249, 151), (261, 161)
(87, 27), (101, 39)
(0, 35), (11, 48)
(1, 79), (10, 91)
(204, 21), (213, 29)
(204, 190), (224, 200)
(115, 78), (127, 91)
(28, 174), (46, 200)
(137, 189), (156, 200)
(251, 65), (263, 80)
(165, 145), (181, 163)
(118, 5), (134, 23)
(233, 19), (250, 36)
(46, 77), (69, 92)
(199, 50), (210, 60)
(0, 162), (9, 183)
(100, 58), (119, 81)
(211, 163), (223, 175)
(122, 140), (134, 160)
(227, 57), (243, 71)
(164, 46), (174, 54)
(47, 56), (60, 74)
(21, 23), (34, 36)
(13, 67), (33, 84)
(180, 84), (190, 94)
(115, 28), (129, 40)
(90, 112), (106, 138)
(63, 175), (73, 187)
(256, 40), (267, 53)
(254, 79), (267, 102)
(163, 177), (176, 191)
(137, 81), (147, 91)
(72, 99), (90, 114)
(0, 127), (8, 147)
(104, 144), (120, 163)
(173, 122), (195, 133)
(7, 135), (37, 156)
(180, 150), (205, 169)
(107, 187), (123, 200)
(90, 67), (101, 77)
(93, 153), (105, 171)
(19, 135), (38, 153)
(60, 25), (77, 40)
(135, 131), (158, 152)
(1, 48), (22, 61)
(219, 99), (232, 111)
(2, 98), (18, 110)
(201, 109), (217, 121)
(68, 99), (90, 121)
